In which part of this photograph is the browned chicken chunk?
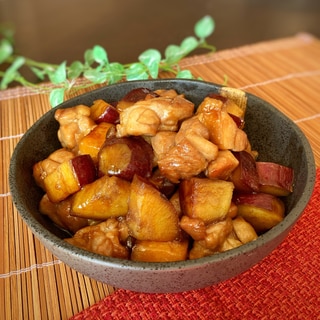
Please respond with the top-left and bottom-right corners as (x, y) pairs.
(65, 218), (129, 259)
(116, 94), (194, 137)
(156, 117), (218, 183)
(196, 97), (248, 151)
(55, 105), (96, 152)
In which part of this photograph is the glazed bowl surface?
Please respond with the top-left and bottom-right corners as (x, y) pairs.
(9, 79), (316, 293)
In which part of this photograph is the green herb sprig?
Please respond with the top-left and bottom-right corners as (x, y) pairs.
(0, 16), (215, 107)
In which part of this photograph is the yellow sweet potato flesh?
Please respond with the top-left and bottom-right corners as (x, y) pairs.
(131, 240), (189, 262)
(33, 148), (75, 189)
(237, 198), (285, 233)
(78, 122), (114, 162)
(71, 175), (130, 219)
(180, 178), (234, 224)
(44, 160), (80, 203)
(127, 175), (180, 241)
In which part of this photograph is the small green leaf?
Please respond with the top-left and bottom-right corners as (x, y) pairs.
(125, 62), (148, 81)
(0, 56), (25, 89)
(0, 71), (16, 89)
(9, 56), (25, 71)
(146, 61), (159, 78)
(176, 69), (194, 79)
(30, 67), (45, 80)
(194, 15), (215, 39)
(0, 38), (13, 63)
(139, 49), (161, 64)
(180, 36), (199, 54)
(164, 44), (184, 64)
(93, 45), (108, 64)
(83, 69), (107, 83)
(49, 61), (66, 84)
(107, 62), (125, 83)
(49, 88), (65, 107)
(84, 49), (94, 66)
(68, 61), (84, 79)
(138, 49), (161, 78)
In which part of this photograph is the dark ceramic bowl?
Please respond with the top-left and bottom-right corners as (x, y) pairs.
(9, 79), (316, 293)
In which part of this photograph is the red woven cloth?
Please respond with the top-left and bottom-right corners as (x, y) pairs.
(71, 169), (320, 320)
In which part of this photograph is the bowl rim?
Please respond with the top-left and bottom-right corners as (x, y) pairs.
(9, 78), (316, 271)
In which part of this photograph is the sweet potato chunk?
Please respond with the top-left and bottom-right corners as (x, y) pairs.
(43, 154), (96, 203)
(230, 151), (260, 193)
(78, 122), (114, 162)
(179, 178), (234, 224)
(131, 239), (189, 262)
(98, 136), (154, 181)
(33, 148), (75, 190)
(126, 175), (180, 241)
(234, 192), (285, 233)
(256, 162), (294, 196)
(90, 99), (120, 124)
(218, 86), (247, 119)
(71, 175), (131, 219)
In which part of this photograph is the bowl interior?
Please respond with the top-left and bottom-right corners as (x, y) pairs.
(9, 79), (316, 262)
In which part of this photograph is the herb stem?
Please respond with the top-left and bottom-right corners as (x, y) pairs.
(0, 15), (216, 107)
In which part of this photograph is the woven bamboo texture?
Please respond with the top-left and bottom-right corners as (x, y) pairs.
(1, 33), (320, 319)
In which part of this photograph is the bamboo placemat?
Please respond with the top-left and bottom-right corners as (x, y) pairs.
(1, 33), (320, 320)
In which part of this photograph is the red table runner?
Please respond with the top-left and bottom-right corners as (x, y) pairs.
(70, 170), (319, 320)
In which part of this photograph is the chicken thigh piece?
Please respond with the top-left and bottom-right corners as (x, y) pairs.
(116, 94), (194, 137)
(55, 105), (96, 153)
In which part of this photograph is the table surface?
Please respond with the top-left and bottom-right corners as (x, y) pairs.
(1, 33), (320, 320)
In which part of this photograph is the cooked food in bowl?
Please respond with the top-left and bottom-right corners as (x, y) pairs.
(9, 79), (315, 293)
(32, 86), (294, 262)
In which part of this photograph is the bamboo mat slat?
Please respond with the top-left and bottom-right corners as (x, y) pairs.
(1, 33), (320, 320)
